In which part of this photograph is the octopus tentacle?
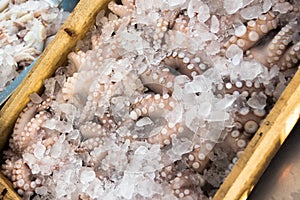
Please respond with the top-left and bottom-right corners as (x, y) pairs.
(265, 22), (295, 66)
(97, 112), (117, 130)
(170, 169), (205, 199)
(162, 49), (208, 78)
(80, 121), (108, 139)
(214, 79), (265, 98)
(139, 65), (175, 95)
(148, 122), (184, 147)
(183, 142), (214, 173)
(246, 21), (299, 70)
(11, 102), (38, 147)
(12, 111), (50, 153)
(62, 71), (97, 103)
(108, 0), (135, 17)
(153, 9), (182, 50)
(158, 164), (176, 182)
(172, 13), (189, 33)
(67, 51), (87, 73)
(130, 94), (176, 120)
(80, 137), (106, 152)
(224, 129), (250, 154)
(224, 12), (277, 51)
(277, 41), (300, 70)
(79, 79), (116, 123)
(3, 158), (42, 197)
(153, 18), (169, 50)
(37, 97), (53, 112)
(234, 108), (266, 136)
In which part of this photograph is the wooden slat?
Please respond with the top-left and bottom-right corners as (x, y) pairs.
(0, 0), (111, 150)
(214, 68), (300, 200)
(0, 172), (21, 200)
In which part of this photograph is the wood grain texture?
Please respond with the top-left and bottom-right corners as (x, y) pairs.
(0, 172), (21, 200)
(214, 68), (300, 200)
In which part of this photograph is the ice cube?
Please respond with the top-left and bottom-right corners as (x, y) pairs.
(168, 0), (186, 7)
(240, 5), (263, 20)
(136, 117), (153, 127)
(197, 4), (210, 23)
(184, 75), (211, 93)
(224, 0), (243, 14)
(226, 44), (243, 65)
(262, 0), (272, 12)
(172, 137), (193, 156)
(273, 2), (293, 14)
(116, 173), (136, 199)
(210, 15), (219, 33)
(80, 167), (96, 184)
(247, 92), (267, 110)
(35, 186), (48, 195)
(29, 93), (43, 104)
(239, 61), (264, 81)
(34, 143), (46, 159)
(215, 95), (237, 110)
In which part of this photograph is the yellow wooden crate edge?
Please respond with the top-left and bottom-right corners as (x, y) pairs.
(213, 68), (300, 200)
(0, 0), (299, 199)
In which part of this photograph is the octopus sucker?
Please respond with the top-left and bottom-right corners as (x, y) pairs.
(247, 20), (300, 70)
(277, 40), (300, 70)
(234, 108), (266, 135)
(108, 0), (135, 17)
(224, 129), (250, 154)
(183, 145), (212, 173)
(67, 51), (87, 73)
(79, 121), (108, 139)
(11, 102), (38, 141)
(130, 94), (176, 120)
(162, 49), (208, 78)
(170, 169), (205, 199)
(2, 158), (41, 197)
(147, 122), (183, 147)
(214, 79), (266, 98)
(139, 66), (176, 94)
(12, 111), (50, 153)
(224, 12), (277, 51)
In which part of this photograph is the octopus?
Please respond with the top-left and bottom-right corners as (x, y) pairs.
(2, 0), (300, 199)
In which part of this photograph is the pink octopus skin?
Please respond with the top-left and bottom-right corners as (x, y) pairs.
(224, 12), (278, 52)
(247, 21), (300, 70)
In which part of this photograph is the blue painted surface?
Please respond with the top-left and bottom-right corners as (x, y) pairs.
(0, 0), (79, 107)
(60, 0), (80, 12)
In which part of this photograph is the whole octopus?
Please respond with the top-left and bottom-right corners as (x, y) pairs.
(2, 0), (300, 199)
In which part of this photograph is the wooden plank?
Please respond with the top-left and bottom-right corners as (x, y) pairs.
(0, 0), (111, 150)
(214, 68), (300, 200)
(0, 172), (22, 200)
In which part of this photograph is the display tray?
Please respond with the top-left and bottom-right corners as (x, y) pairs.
(0, 0), (299, 199)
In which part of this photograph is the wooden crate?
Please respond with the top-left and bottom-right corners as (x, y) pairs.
(0, 0), (299, 199)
